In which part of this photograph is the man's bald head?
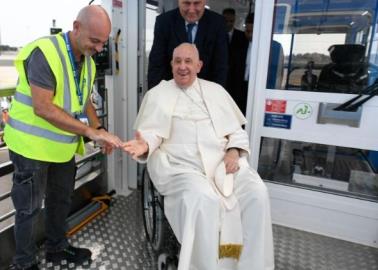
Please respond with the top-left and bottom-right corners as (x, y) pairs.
(172, 43), (200, 61)
(71, 5), (111, 58)
(76, 5), (111, 37)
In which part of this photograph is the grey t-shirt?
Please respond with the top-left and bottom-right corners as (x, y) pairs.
(25, 45), (83, 92)
(26, 48), (56, 91)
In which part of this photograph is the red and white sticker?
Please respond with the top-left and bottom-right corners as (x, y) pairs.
(112, 0), (123, 8)
(265, 99), (287, 113)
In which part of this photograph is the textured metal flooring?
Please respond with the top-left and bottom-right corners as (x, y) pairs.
(36, 192), (156, 270)
(29, 192), (377, 270)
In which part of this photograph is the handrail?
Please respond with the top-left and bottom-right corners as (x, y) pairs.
(0, 161), (14, 205)
(0, 210), (15, 224)
(0, 191), (11, 202)
(334, 79), (378, 111)
(76, 148), (102, 166)
(0, 86), (16, 97)
(0, 146), (102, 224)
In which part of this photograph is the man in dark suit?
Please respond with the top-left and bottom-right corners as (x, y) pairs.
(223, 8), (249, 114)
(147, 0), (228, 89)
(223, 8), (246, 47)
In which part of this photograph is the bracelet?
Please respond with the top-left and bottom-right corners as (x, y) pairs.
(96, 125), (107, 131)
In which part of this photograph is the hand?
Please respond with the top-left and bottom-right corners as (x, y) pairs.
(99, 142), (114, 155)
(86, 128), (123, 153)
(122, 131), (149, 160)
(224, 148), (240, 174)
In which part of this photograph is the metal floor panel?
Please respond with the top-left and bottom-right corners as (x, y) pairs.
(29, 192), (378, 270)
(36, 192), (156, 270)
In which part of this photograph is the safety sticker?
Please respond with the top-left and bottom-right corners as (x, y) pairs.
(264, 113), (292, 129)
(265, 99), (287, 113)
(294, 102), (312, 119)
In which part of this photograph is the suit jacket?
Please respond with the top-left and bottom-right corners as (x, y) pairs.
(226, 29), (249, 113)
(147, 8), (229, 89)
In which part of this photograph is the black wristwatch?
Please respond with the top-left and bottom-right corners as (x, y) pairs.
(96, 125), (107, 131)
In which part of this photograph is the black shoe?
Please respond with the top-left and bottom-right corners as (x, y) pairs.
(13, 263), (39, 270)
(46, 245), (92, 264)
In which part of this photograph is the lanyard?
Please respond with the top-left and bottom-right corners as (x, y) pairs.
(63, 32), (84, 106)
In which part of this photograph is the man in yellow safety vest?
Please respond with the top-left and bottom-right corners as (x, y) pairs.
(4, 5), (122, 270)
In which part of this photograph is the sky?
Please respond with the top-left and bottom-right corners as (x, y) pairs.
(0, 0), (94, 47)
(0, 0), (363, 55)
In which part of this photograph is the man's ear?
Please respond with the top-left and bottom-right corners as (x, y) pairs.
(197, 60), (203, 73)
(72, 20), (80, 34)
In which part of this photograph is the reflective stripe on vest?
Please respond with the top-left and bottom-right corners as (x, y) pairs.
(14, 92), (32, 106)
(7, 117), (79, 143)
(14, 90), (78, 118)
(50, 35), (72, 113)
(49, 36), (92, 114)
(83, 56), (92, 111)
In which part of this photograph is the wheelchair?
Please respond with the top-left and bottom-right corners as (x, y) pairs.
(141, 168), (180, 270)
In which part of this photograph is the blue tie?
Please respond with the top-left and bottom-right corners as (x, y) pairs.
(187, 23), (195, 43)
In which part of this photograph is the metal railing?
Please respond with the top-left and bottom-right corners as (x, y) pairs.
(0, 86), (15, 97)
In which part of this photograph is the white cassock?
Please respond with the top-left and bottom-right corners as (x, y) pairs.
(135, 78), (274, 270)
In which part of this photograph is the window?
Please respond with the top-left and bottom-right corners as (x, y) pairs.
(267, 0), (378, 93)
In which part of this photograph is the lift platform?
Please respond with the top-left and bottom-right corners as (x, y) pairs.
(3, 193), (374, 270)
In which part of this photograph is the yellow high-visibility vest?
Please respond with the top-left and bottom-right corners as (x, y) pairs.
(4, 34), (96, 162)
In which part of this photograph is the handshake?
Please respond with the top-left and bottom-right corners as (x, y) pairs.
(89, 128), (148, 159)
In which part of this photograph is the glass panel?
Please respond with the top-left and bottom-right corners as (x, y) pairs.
(267, 0), (378, 93)
(258, 137), (378, 201)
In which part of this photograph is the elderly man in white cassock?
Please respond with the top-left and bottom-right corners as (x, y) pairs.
(123, 43), (274, 270)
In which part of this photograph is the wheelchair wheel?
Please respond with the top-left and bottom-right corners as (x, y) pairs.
(158, 253), (178, 270)
(141, 168), (156, 243)
(141, 169), (170, 252)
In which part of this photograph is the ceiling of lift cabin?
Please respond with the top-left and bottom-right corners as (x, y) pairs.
(206, 0), (254, 29)
(155, 0), (254, 13)
(206, 0), (253, 14)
